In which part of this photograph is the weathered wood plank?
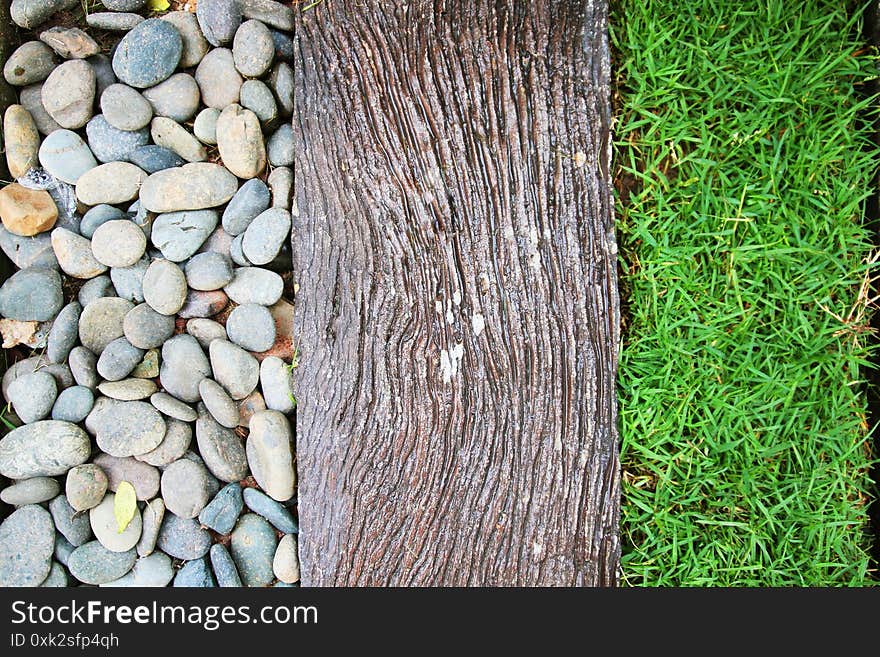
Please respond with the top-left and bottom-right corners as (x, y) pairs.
(292, 0), (620, 586)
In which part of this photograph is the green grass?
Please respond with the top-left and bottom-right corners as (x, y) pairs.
(613, 0), (879, 585)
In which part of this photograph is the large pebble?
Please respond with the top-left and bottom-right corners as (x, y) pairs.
(193, 107), (219, 145)
(51, 227), (107, 279)
(5, 105), (40, 177)
(151, 210), (218, 261)
(162, 11), (209, 68)
(231, 513), (276, 587)
(78, 296), (133, 354)
(186, 318), (227, 349)
(156, 514), (211, 560)
(210, 339), (259, 400)
(143, 73), (200, 123)
(123, 302), (175, 349)
(233, 19), (275, 77)
(68, 541), (136, 585)
(8, 370), (57, 423)
(0, 505), (55, 586)
(94, 400), (166, 457)
(227, 303), (276, 352)
(11, 0), (80, 29)
(0, 268), (62, 322)
(80, 204), (124, 239)
(142, 259), (187, 315)
(160, 334), (212, 402)
(51, 385), (94, 422)
(86, 12), (144, 31)
(199, 482), (243, 534)
(49, 494), (92, 545)
(239, 78), (277, 124)
(93, 453), (160, 501)
(90, 493), (142, 552)
(110, 256), (150, 304)
(0, 183), (57, 237)
(2, 355), (72, 401)
(100, 84), (152, 131)
(140, 163), (238, 213)
(267, 123), (294, 167)
(112, 19), (183, 88)
(39, 129), (97, 184)
(96, 337), (144, 381)
(217, 104), (266, 179)
(0, 477), (60, 506)
(239, 0), (295, 30)
(86, 114), (150, 163)
(4, 41), (56, 86)
(185, 252), (233, 290)
(65, 463), (108, 512)
(149, 392), (199, 423)
(98, 378), (156, 401)
(136, 498), (164, 557)
(101, 552), (173, 587)
(273, 534), (300, 584)
(136, 418), (192, 467)
(150, 116), (207, 163)
(247, 410), (295, 501)
(174, 557), (216, 587)
(260, 356), (295, 413)
(76, 162), (147, 206)
(40, 26), (99, 59)
(196, 407), (248, 482)
(41, 60), (95, 129)
(224, 267), (283, 306)
(197, 0), (242, 46)
(210, 543), (242, 586)
(91, 220), (147, 269)
(162, 458), (211, 519)
(0, 224), (57, 269)
(243, 487), (298, 533)
(242, 208), (291, 265)
(68, 346), (99, 389)
(195, 48), (243, 109)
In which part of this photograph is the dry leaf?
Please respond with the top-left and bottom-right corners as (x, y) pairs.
(114, 481), (137, 533)
(148, 0), (171, 11)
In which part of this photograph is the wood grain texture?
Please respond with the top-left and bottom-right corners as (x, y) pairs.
(291, 0), (620, 586)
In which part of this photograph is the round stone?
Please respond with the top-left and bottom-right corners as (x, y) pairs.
(209, 339), (259, 400)
(96, 337), (145, 382)
(178, 289), (228, 319)
(76, 162), (148, 206)
(4, 104), (40, 178)
(0, 183), (57, 237)
(86, 114), (150, 163)
(0, 477), (60, 506)
(247, 410), (295, 501)
(140, 163), (238, 213)
(41, 59), (95, 129)
(122, 303), (175, 350)
(40, 26), (100, 59)
(51, 227), (107, 279)
(135, 417), (192, 467)
(68, 541), (136, 585)
(8, 370), (56, 423)
(162, 458), (211, 519)
(160, 334), (212, 402)
(260, 356), (294, 413)
(161, 11), (209, 68)
(156, 514), (211, 560)
(216, 104), (266, 179)
(149, 392), (198, 423)
(143, 73), (200, 123)
(142, 259), (187, 316)
(227, 303), (276, 352)
(242, 487), (298, 534)
(79, 297), (133, 354)
(51, 385), (94, 422)
(197, 0), (242, 46)
(151, 210), (218, 261)
(91, 220), (147, 268)
(267, 123), (294, 167)
(90, 493), (142, 552)
(65, 463), (108, 511)
(185, 252), (233, 291)
(224, 267), (283, 305)
(39, 129), (97, 185)
(240, 79), (277, 124)
(199, 483), (243, 535)
(195, 48), (243, 110)
(49, 494), (92, 545)
(128, 145), (184, 174)
(193, 107), (220, 145)
(233, 19), (275, 77)
(4, 41), (56, 87)
(0, 505), (54, 586)
(80, 205), (124, 239)
(69, 346), (99, 389)
(112, 19), (183, 89)
(150, 116), (207, 163)
(136, 498), (164, 557)
(186, 318), (227, 349)
(93, 400), (166, 458)
(100, 84), (152, 131)
(230, 513), (276, 587)
(273, 534), (299, 584)
(93, 453), (160, 500)
(241, 208), (291, 265)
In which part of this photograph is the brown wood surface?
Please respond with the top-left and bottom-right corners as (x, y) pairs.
(291, 0), (620, 586)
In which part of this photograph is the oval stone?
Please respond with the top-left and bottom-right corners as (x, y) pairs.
(91, 220), (147, 268)
(4, 104), (40, 178)
(93, 453), (160, 501)
(135, 417), (192, 467)
(89, 493), (142, 552)
(51, 385), (94, 423)
(224, 267), (283, 306)
(8, 370), (57, 423)
(51, 227), (107, 279)
(0, 477), (60, 506)
(246, 410), (295, 501)
(0, 184), (57, 238)
(39, 129), (97, 184)
(0, 505), (55, 586)
(197, 0), (242, 47)
(193, 107), (220, 145)
(41, 59), (96, 129)
(241, 208), (290, 265)
(65, 463), (108, 512)
(209, 339), (259, 400)
(198, 482), (243, 535)
(123, 302), (175, 350)
(233, 19), (275, 78)
(112, 19), (183, 89)
(195, 407), (248, 481)
(216, 104), (266, 179)
(195, 48), (243, 109)
(226, 303), (276, 352)
(156, 514), (211, 560)
(230, 513), (276, 587)
(4, 41), (56, 87)
(76, 162), (147, 206)
(160, 334), (212, 403)
(100, 83), (152, 131)
(142, 73), (200, 123)
(150, 116), (207, 163)
(79, 296), (134, 354)
(142, 259), (187, 315)
(127, 145), (184, 174)
(68, 541), (136, 585)
(161, 458), (211, 519)
(94, 400), (166, 458)
(140, 163), (238, 213)
(149, 392), (198, 423)
(222, 178), (270, 236)
(86, 114), (150, 163)
(161, 11), (209, 68)
(96, 337), (145, 381)
(0, 420), (90, 478)
(185, 252), (233, 291)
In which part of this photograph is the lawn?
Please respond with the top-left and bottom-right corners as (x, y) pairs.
(613, 0), (879, 585)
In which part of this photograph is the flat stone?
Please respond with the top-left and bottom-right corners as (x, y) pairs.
(186, 318), (227, 349)
(77, 275), (115, 307)
(97, 378), (157, 401)
(0, 224), (57, 269)
(231, 513), (276, 587)
(177, 289), (228, 319)
(94, 400), (166, 458)
(136, 417), (192, 467)
(174, 557), (216, 587)
(198, 482), (243, 534)
(224, 267), (282, 306)
(86, 12), (144, 31)
(197, 0), (242, 46)
(68, 541), (136, 584)
(195, 48), (243, 109)
(143, 73), (200, 123)
(78, 296), (133, 354)
(4, 41), (56, 87)
(260, 356), (295, 413)
(39, 129), (97, 184)
(136, 498), (164, 557)
(86, 114), (150, 163)
(90, 493), (142, 552)
(161, 11), (209, 68)
(69, 346), (99, 389)
(243, 487), (298, 534)
(11, 0), (80, 29)
(5, 105), (40, 178)
(112, 19), (183, 88)
(149, 392), (199, 423)
(268, 61), (294, 117)
(130, 348), (159, 379)
(193, 107), (220, 145)
(273, 534), (299, 584)
(93, 454), (159, 501)
(217, 104), (266, 179)
(80, 205), (124, 239)
(237, 390), (266, 428)
(51, 385), (94, 422)
(42, 59), (96, 129)
(142, 259), (187, 316)
(210, 339), (259, 400)
(20, 83), (61, 135)
(39, 26), (100, 59)
(227, 303), (276, 353)
(49, 494), (92, 545)
(160, 334), (212, 402)
(40, 561), (68, 587)
(0, 268), (62, 323)
(51, 227), (107, 279)
(0, 476), (60, 506)
(239, 78), (277, 124)
(247, 410), (295, 501)
(100, 83), (152, 131)
(267, 124), (294, 167)
(233, 19), (275, 78)
(242, 208), (291, 265)
(76, 162), (147, 206)
(140, 163), (239, 213)
(127, 145), (184, 174)
(91, 220), (147, 268)
(150, 116), (207, 163)
(185, 252), (233, 291)
(162, 457), (211, 519)
(110, 256), (150, 303)
(101, 552), (173, 587)
(65, 463), (108, 511)
(151, 210), (218, 261)
(0, 505), (55, 586)
(0, 183), (57, 237)
(210, 543), (242, 586)
(195, 406), (248, 481)
(156, 514), (211, 560)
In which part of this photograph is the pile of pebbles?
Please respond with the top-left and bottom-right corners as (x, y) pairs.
(0, 0), (300, 588)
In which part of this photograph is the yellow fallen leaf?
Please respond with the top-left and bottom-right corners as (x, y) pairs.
(148, 0), (171, 11)
(114, 482), (137, 533)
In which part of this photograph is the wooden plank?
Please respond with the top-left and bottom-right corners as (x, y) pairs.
(291, 0), (620, 586)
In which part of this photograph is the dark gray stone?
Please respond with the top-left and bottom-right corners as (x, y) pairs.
(222, 178), (270, 236)
(128, 145), (185, 174)
(51, 385), (94, 423)
(112, 19), (183, 89)
(0, 505), (55, 586)
(230, 513), (276, 587)
(243, 487), (298, 534)
(156, 514), (211, 560)
(199, 482), (243, 535)
(0, 267), (62, 321)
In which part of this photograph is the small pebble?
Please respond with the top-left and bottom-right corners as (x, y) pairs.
(150, 116), (207, 163)
(65, 463), (108, 511)
(195, 48), (243, 110)
(193, 107), (220, 145)
(177, 289), (228, 319)
(76, 161), (148, 205)
(127, 145), (185, 174)
(51, 227), (107, 279)
(241, 208), (291, 265)
(38, 129), (97, 184)
(199, 483), (243, 535)
(86, 12), (144, 32)
(210, 543), (242, 587)
(80, 204), (125, 239)
(267, 123), (294, 167)
(100, 83), (152, 131)
(224, 267), (283, 306)
(4, 104), (40, 178)
(226, 303), (276, 352)
(78, 297), (132, 355)
(142, 259), (187, 315)
(186, 318), (227, 349)
(93, 400), (166, 458)
(140, 163), (238, 213)
(239, 78), (277, 124)
(46, 301), (81, 364)
(161, 11), (209, 68)
(0, 183), (58, 237)
(247, 410), (295, 501)
(49, 493), (93, 546)
(41, 59), (95, 129)
(260, 356), (295, 413)
(143, 73), (200, 123)
(97, 378), (157, 401)
(69, 346), (99, 389)
(110, 256), (150, 304)
(160, 334), (212, 403)
(51, 385), (94, 422)
(197, 0), (242, 47)
(273, 534), (300, 584)
(149, 392), (199, 423)
(195, 407), (248, 481)
(161, 457), (211, 519)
